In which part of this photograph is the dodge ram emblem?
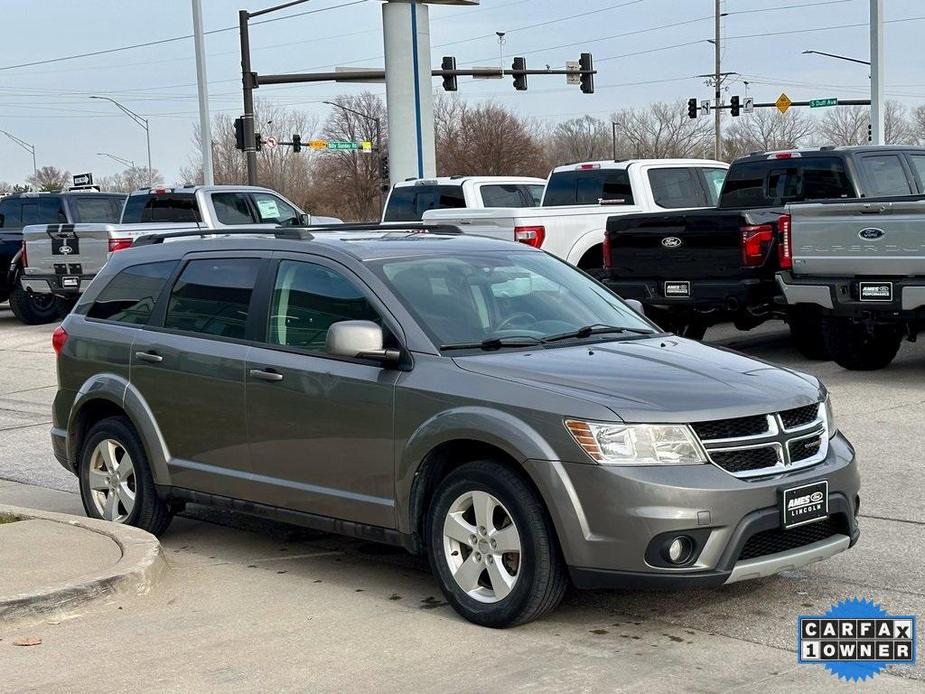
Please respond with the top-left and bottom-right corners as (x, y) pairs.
(661, 237), (682, 248)
(858, 227), (885, 240)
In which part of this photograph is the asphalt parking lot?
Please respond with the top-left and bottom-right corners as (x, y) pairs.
(1, 304), (923, 692)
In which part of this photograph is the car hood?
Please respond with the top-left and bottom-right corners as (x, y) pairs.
(452, 336), (822, 423)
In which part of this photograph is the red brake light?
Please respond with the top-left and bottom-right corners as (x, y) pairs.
(21, 241), (27, 268)
(577, 163), (600, 170)
(514, 225), (545, 248)
(740, 224), (773, 267)
(108, 238), (133, 253)
(777, 214), (793, 270)
(766, 151), (801, 160)
(602, 233), (611, 268)
(52, 325), (68, 357)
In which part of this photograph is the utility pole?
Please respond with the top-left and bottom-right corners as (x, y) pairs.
(713, 0), (721, 160)
(192, 0), (214, 185)
(870, 0), (884, 144)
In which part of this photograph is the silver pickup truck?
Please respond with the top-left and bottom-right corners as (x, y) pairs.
(21, 184), (339, 298)
(776, 197), (925, 370)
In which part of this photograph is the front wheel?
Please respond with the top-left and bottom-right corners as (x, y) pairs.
(8, 285), (69, 325)
(426, 461), (567, 628)
(823, 317), (902, 371)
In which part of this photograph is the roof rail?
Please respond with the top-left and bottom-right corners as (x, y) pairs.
(819, 145), (837, 151)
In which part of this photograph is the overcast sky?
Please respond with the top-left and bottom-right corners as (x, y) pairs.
(1, 0), (923, 185)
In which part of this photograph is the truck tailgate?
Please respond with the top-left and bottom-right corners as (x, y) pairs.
(789, 199), (925, 276)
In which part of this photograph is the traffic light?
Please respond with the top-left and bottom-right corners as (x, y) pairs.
(441, 56), (457, 92)
(292, 134), (302, 153)
(234, 117), (245, 150)
(379, 155), (389, 181)
(255, 132), (263, 152)
(579, 52), (594, 94)
(512, 56), (527, 91)
(868, 123), (873, 142)
(687, 98), (698, 119)
(730, 95), (740, 117)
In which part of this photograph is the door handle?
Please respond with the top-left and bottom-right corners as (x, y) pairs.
(135, 351), (163, 364)
(249, 368), (284, 382)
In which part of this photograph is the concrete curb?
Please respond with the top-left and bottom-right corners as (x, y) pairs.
(0, 504), (166, 625)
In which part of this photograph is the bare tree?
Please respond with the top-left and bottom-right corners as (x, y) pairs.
(817, 101), (915, 145)
(611, 100), (713, 159)
(27, 166), (70, 192)
(546, 116), (612, 164)
(723, 109), (816, 160)
(912, 105), (925, 145)
(97, 166), (164, 193)
(0, 182), (11, 196)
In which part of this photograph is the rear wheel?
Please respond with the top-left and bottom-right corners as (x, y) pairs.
(8, 285), (69, 325)
(823, 317), (902, 371)
(426, 461), (567, 628)
(648, 309), (708, 341)
(788, 306), (830, 360)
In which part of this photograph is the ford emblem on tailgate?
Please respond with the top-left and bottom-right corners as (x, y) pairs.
(661, 237), (682, 248)
(858, 227), (885, 240)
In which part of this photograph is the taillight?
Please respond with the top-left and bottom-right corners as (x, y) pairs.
(21, 241), (28, 268)
(740, 224), (773, 267)
(52, 325), (68, 357)
(514, 225), (545, 248)
(777, 214), (793, 270)
(108, 238), (133, 253)
(602, 233), (611, 268)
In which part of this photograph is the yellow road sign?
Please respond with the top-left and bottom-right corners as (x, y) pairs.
(361, 140), (373, 152)
(776, 93), (792, 114)
(308, 139), (327, 150)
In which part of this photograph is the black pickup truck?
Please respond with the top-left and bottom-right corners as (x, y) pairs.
(601, 146), (925, 355)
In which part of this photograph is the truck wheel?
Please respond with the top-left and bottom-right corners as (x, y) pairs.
(8, 285), (68, 325)
(823, 318), (902, 371)
(426, 460), (567, 628)
(788, 306), (830, 360)
(78, 416), (173, 536)
(646, 308), (708, 341)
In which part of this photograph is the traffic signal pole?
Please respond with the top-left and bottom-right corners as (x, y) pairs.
(713, 0), (722, 160)
(239, 9), (258, 185)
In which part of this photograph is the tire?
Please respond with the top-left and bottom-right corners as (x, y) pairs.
(78, 415), (173, 536)
(788, 306), (830, 360)
(8, 285), (68, 325)
(426, 460), (567, 628)
(823, 317), (902, 371)
(645, 308), (708, 341)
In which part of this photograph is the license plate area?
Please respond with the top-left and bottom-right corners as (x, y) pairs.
(782, 480), (828, 529)
(664, 281), (690, 297)
(859, 281), (892, 302)
(61, 276), (80, 289)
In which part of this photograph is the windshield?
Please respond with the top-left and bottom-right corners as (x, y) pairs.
(370, 251), (656, 349)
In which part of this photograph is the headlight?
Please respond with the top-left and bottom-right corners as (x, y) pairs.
(565, 419), (707, 466)
(823, 395), (837, 438)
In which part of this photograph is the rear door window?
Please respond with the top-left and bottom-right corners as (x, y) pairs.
(647, 168), (709, 208)
(720, 157), (854, 207)
(121, 194), (202, 223)
(543, 169), (634, 206)
(383, 185), (466, 221)
(163, 258), (262, 340)
(858, 154), (914, 197)
(87, 260), (177, 324)
(212, 192), (256, 225)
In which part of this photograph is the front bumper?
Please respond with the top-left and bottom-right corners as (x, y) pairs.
(777, 270), (925, 319)
(605, 277), (777, 312)
(525, 432), (860, 590)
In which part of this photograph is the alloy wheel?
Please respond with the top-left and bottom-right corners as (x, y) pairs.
(87, 438), (136, 522)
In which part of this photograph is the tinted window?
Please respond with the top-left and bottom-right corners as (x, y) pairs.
(480, 184), (526, 207)
(859, 155), (913, 197)
(383, 185), (466, 222)
(21, 197), (66, 226)
(542, 169), (634, 206)
(212, 193), (255, 225)
(69, 196), (125, 223)
(269, 261), (380, 350)
(525, 184), (544, 205)
(164, 259), (261, 340)
(702, 168), (727, 205)
(720, 157), (854, 208)
(87, 261), (176, 324)
(0, 198), (23, 228)
(648, 168), (708, 208)
(121, 194), (201, 223)
(252, 192), (300, 225)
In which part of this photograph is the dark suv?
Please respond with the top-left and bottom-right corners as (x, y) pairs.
(51, 228), (860, 627)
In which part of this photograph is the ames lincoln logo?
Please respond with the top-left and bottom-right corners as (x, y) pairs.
(798, 598), (917, 682)
(661, 236), (682, 248)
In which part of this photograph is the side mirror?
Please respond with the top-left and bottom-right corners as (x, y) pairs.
(326, 320), (400, 364)
(298, 212), (312, 226)
(625, 299), (645, 315)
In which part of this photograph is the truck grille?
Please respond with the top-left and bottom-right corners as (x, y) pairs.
(738, 517), (845, 561)
(694, 403), (827, 479)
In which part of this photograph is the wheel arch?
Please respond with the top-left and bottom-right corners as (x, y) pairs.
(566, 229), (606, 268)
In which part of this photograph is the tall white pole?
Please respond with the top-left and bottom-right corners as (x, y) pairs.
(870, 0), (884, 145)
(192, 0), (215, 184)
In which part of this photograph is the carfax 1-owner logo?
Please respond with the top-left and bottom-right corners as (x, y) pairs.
(798, 598), (917, 682)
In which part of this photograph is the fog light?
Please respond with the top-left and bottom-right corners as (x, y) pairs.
(666, 536), (693, 565)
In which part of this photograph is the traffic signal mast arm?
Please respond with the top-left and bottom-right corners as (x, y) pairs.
(687, 96), (872, 117)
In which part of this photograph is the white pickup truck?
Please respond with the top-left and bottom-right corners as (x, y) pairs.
(422, 159), (728, 270)
(382, 176), (546, 222)
(21, 184), (339, 297)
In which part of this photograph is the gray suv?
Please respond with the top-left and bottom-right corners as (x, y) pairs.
(50, 228), (860, 627)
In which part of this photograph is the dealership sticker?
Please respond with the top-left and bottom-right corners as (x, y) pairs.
(798, 598), (917, 681)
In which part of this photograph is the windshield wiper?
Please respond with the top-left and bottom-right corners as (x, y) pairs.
(543, 324), (657, 343)
(440, 335), (545, 351)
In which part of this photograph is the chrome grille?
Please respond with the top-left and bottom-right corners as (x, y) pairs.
(695, 403), (827, 479)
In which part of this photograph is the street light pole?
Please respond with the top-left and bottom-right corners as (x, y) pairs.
(89, 96), (152, 185)
(97, 152), (135, 169)
(870, 0), (884, 145)
(323, 101), (385, 219)
(611, 122), (618, 161)
(801, 49), (870, 66)
(0, 129), (36, 176)
(192, 0), (214, 185)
